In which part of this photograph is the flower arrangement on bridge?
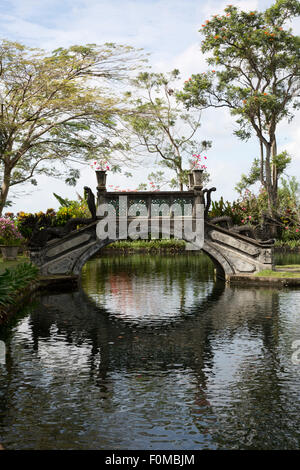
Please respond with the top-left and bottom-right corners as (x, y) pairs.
(90, 159), (110, 171)
(0, 218), (24, 246)
(191, 154), (208, 170)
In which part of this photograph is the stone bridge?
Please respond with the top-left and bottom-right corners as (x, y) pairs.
(29, 170), (274, 281)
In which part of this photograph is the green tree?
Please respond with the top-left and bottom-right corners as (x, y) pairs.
(0, 40), (144, 214)
(178, 0), (300, 212)
(124, 70), (211, 190)
(278, 175), (300, 212)
(235, 151), (291, 194)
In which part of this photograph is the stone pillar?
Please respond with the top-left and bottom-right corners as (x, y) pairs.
(192, 170), (205, 219)
(192, 169), (204, 190)
(188, 172), (194, 190)
(96, 170), (107, 207)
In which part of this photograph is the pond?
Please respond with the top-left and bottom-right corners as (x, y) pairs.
(0, 252), (300, 450)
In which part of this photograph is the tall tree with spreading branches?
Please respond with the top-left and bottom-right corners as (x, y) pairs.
(0, 40), (144, 214)
(124, 70), (211, 190)
(178, 0), (300, 214)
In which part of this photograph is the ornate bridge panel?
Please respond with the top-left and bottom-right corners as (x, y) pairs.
(203, 223), (273, 278)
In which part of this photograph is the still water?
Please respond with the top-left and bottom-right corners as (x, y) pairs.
(0, 253), (300, 450)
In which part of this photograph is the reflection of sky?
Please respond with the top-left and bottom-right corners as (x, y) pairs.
(10, 317), (98, 378)
(277, 290), (300, 378)
(278, 290), (300, 327)
(206, 334), (264, 407)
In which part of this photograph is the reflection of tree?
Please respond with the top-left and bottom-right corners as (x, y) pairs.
(109, 272), (135, 313)
(83, 254), (216, 322)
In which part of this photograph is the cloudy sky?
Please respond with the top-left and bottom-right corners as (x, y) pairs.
(0, 0), (299, 213)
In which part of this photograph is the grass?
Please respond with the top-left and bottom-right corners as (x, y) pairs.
(275, 264), (300, 269)
(0, 255), (30, 273)
(255, 269), (300, 278)
(102, 239), (187, 252)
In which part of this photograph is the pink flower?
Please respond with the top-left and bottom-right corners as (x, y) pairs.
(296, 229), (299, 233)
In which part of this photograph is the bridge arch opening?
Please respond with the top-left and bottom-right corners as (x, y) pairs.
(72, 234), (231, 281)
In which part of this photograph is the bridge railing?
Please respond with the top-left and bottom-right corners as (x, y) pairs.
(97, 191), (195, 217)
(95, 169), (205, 221)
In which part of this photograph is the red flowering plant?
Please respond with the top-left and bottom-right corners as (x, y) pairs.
(190, 153), (208, 170)
(209, 188), (266, 226)
(90, 159), (110, 171)
(0, 218), (24, 246)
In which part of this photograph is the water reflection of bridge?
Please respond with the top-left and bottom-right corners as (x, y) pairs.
(28, 283), (279, 377)
(3, 279), (299, 450)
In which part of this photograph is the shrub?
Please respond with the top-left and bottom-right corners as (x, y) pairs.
(0, 217), (24, 246)
(16, 197), (90, 241)
(209, 187), (300, 240)
(56, 200), (89, 226)
(0, 263), (39, 312)
(16, 210), (57, 240)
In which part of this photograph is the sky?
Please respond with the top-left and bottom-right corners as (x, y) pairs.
(0, 0), (299, 213)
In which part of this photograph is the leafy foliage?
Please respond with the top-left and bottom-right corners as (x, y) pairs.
(0, 40), (145, 213)
(16, 192), (90, 240)
(124, 70), (211, 190)
(209, 180), (300, 240)
(0, 263), (39, 312)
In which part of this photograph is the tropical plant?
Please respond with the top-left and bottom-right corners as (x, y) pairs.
(0, 263), (39, 315)
(16, 209), (57, 240)
(56, 200), (90, 226)
(209, 184), (300, 240)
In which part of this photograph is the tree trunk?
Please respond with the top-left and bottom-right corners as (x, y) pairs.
(264, 139), (279, 238)
(271, 136), (278, 209)
(0, 164), (11, 216)
(264, 143), (273, 212)
(259, 140), (264, 186)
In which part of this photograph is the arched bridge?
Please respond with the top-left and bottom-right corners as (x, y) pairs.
(29, 170), (274, 281)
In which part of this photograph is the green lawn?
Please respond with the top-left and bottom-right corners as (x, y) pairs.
(275, 264), (300, 269)
(0, 255), (30, 273)
(255, 269), (300, 278)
